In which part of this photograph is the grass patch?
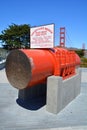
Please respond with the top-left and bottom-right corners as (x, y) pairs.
(80, 57), (87, 68)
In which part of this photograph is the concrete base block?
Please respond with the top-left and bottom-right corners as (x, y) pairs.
(46, 69), (81, 114)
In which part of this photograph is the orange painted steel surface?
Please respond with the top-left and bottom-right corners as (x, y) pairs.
(5, 48), (80, 89)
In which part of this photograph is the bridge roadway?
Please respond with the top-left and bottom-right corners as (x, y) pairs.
(0, 68), (87, 130)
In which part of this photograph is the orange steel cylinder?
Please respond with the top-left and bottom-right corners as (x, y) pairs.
(6, 49), (55, 89)
(5, 48), (80, 90)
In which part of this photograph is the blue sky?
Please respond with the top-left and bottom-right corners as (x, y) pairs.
(0, 0), (87, 49)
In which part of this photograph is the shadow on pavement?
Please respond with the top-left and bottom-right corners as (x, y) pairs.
(16, 96), (46, 110)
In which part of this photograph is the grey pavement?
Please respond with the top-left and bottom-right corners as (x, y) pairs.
(0, 68), (87, 130)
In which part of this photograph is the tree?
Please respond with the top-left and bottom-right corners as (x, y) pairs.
(0, 23), (30, 50)
(75, 49), (84, 58)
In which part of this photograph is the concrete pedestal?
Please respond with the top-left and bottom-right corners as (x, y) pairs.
(18, 69), (81, 114)
(46, 69), (81, 114)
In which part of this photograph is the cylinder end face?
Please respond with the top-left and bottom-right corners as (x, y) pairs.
(5, 50), (32, 89)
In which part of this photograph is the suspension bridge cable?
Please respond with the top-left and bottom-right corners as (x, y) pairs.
(65, 28), (73, 47)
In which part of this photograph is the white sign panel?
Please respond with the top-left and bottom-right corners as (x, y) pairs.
(30, 24), (54, 48)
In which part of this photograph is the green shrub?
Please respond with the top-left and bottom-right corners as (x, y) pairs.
(80, 57), (87, 67)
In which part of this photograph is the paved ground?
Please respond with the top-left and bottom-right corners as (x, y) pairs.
(0, 68), (87, 130)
